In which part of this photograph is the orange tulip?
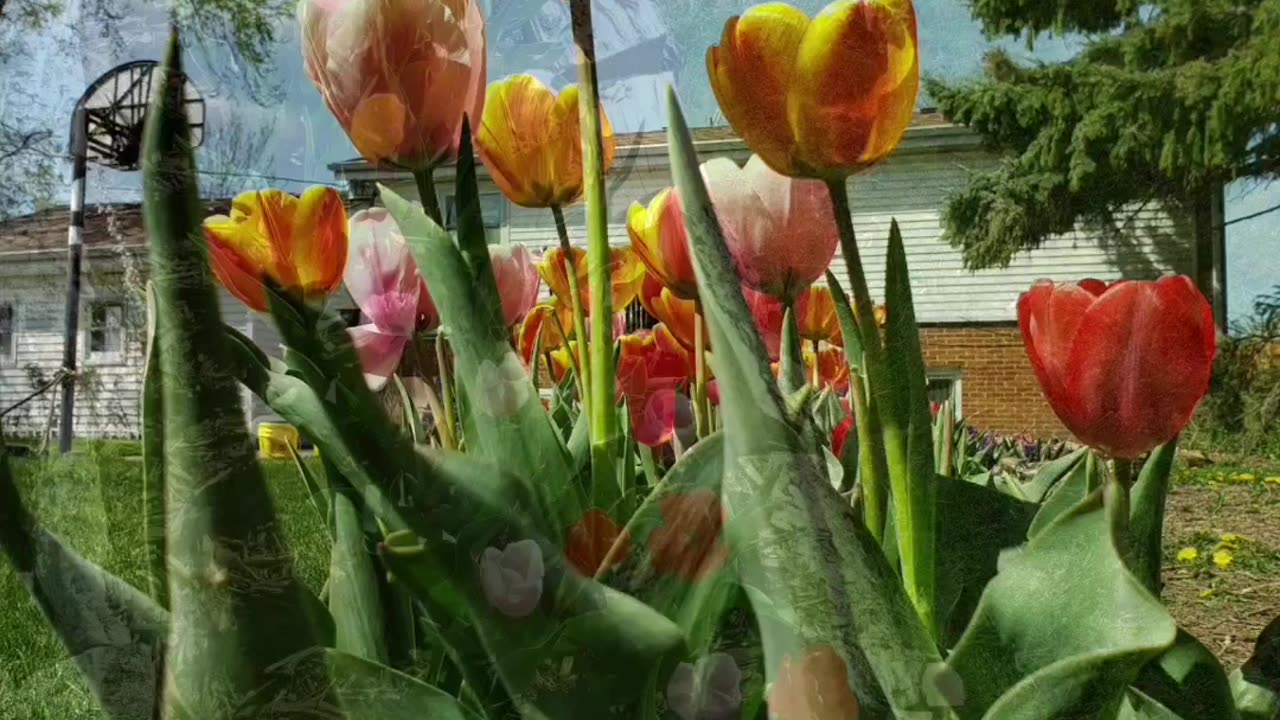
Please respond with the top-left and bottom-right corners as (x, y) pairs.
(707, 0), (919, 180)
(300, 0), (487, 170)
(809, 346), (850, 395)
(565, 509), (629, 576)
(536, 246), (644, 312)
(628, 189), (699, 300)
(794, 285), (840, 343)
(646, 283), (700, 352)
(203, 187), (348, 312)
(476, 75), (617, 208)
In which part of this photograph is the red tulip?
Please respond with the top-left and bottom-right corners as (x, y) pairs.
(565, 509), (628, 576)
(617, 325), (693, 447)
(742, 285), (785, 361)
(1018, 276), (1216, 459)
(647, 490), (730, 582)
(832, 415), (854, 459)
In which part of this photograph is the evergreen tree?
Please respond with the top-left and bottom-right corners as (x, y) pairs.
(926, 0), (1280, 269)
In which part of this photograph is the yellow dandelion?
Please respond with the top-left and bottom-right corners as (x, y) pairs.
(1219, 533), (1243, 546)
(1264, 476), (1280, 485)
(1212, 549), (1233, 569)
(1199, 588), (1215, 599)
(1232, 473), (1258, 483)
(1176, 547), (1200, 563)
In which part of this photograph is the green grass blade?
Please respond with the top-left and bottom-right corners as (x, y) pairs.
(946, 485), (1176, 719)
(666, 87), (942, 716)
(286, 444), (333, 541)
(141, 280), (167, 609)
(142, 31), (332, 717)
(0, 434), (168, 720)
(1128, 439), (1179, 595)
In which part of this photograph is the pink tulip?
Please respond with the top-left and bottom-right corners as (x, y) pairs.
(489, 245), (541, 327)
(300, 0), (487, 170)
(702, 155), (838, 303)
(344, 208), (437, 389)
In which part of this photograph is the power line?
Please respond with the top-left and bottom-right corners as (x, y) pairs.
(1224, 202), (1280, 227)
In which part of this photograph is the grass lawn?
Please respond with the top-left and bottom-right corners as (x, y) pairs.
(1, 442), (1277, 718)
(0, 442), (329, 720)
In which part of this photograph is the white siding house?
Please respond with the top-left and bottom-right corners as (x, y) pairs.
(0, 115), (1223, 440)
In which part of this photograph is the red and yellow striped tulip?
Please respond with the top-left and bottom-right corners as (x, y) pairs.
(476, 75), (617, 208)
(300, 0), (487, 170)
(794, 285), (840, 344)
(627, 189), (699, 300)
(203, 187), (348, 312)
(707, 0), (919, 180)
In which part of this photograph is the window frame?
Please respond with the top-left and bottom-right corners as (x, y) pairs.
(443, 192), (509, 244)
(85, 300), (127, 364)
(925, 369), (963, 418)
(0, 303), (15, 366)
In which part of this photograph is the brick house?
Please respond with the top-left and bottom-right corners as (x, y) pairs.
(0, 115), (1225, 441)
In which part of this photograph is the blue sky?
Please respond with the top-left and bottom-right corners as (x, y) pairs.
(2, 0), (1275, 320)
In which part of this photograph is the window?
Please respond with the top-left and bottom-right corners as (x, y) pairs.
(927, 372), (962, 416)
(444, 193), (506, 244)
(0, 304), (14, 363)
(88, 302), (125, 358)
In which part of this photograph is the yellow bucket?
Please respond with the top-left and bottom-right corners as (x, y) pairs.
(258, 423), (300, 459)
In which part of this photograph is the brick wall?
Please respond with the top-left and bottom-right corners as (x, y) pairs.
(920, 324), (1067, 440)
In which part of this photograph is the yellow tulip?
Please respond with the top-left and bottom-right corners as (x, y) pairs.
(536, 246), (644, 312)
(707, 0), (919, 180)
(476, 75), (617, 208)
(203, 187), (348, 312)
(627, 188), (699, 300)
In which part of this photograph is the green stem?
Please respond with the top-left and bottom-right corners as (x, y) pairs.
(848, 369), (888, 543)
(413, 168), (443, 226)
(434, 333), (458, 451)
(779, 302), (805, 396)
(693, 302), (709, 438)
(1085, 451), (1102, 493)
(552, 204), (592, 421)
(810, 337), (820, 387)
(570, 0), (618, 509)
(827, 178), (934, 634)
(1113, 457), (1136, 490)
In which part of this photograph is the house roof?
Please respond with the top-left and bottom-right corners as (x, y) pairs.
(0, 202), (228, 256)
(328, 112), (963, 174)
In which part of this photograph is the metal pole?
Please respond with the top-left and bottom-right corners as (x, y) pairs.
(59, 106), (88, 454)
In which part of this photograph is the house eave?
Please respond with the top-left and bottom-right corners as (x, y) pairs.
(327, 123), (983, 186)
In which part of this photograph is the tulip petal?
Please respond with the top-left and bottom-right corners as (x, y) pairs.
(203, 218), (271, 312)
(348, 324), (410, 391)
(346, 208), (420, 335)
(1017, 280), (1098, 418)
(490, 244), (542, 326)
(1064, 276), (1215, 458)
(707, 3), (810, 176)
(477, 75), (559, 207)
(628, 190), (699, 300)
(789, 0), (920, 177)
(631, 386), (679, 447)
(292, 186), (349, 298)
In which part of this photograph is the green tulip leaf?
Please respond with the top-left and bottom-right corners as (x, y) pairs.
(1027, 450), (1097, 538)
(383, 174), (582, 537)
(934, 475), (1039, 649)
(667, 87), (942, 718)
(1133, 628), (1239, 720)
(143, 31), (334, 718)
(328, 648), (482, 720)
(1022, 447), (1087, 503)
(946, 486), (1177, 719)
(140, 280), (167, 609)
(1129, 440), (1179, 594)
(1230, 615), (1280, 720)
